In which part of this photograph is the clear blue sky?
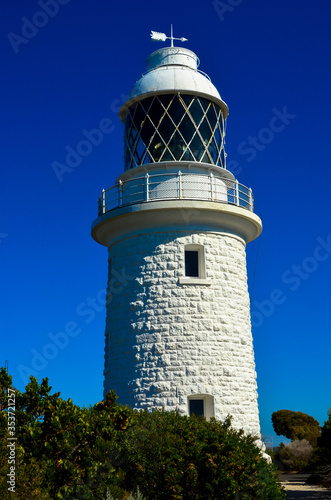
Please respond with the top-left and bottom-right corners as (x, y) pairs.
(1, 0), (331, 445)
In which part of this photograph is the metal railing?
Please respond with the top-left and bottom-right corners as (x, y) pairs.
(97, 171), (254, 216)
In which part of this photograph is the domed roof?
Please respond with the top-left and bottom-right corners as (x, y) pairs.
(119, 47), (228, 122)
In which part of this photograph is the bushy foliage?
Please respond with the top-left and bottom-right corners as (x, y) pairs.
(275, 439), (313, 471)
(307, 409), (331, 488)
(0, 369), (285, 499)
(318, 408), (331, 461)
(121, 409), (285, 499)
(272, 409), (321, 445)
(107, 487), (146, 500)
(0, 368), (132, 499)
(307, 464), (331, 489)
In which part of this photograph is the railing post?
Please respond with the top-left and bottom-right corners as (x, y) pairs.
(145, 173), (150, 201)
(235, 180), (239, 206)
(209, 172), (214, 200)
(102, 189), (106, 214)
(248, 187), (253, 211)
(118, 180), (123, 207)
(177, 170), (182, 198)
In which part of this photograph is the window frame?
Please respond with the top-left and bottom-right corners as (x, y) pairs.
(188, 394), (215, 420)
(189, 398), (204, 417)
(179, 244), (211, 285)
(185, 249), (199, 277)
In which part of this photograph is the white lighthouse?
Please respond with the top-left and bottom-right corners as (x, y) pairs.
(91, 31), (263, 437)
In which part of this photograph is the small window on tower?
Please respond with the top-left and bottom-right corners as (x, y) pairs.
(188, 394), (214, 420)
(189, 399), (204, 417)
(179, 244), (210, 285)
(185, 250), (199, 277)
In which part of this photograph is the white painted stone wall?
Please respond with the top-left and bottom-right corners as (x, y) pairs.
(104, 230), (261, 437)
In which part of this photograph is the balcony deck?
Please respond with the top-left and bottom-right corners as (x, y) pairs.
(97, 171), (254, 217)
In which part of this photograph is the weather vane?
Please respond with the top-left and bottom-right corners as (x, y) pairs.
(150, 24), (188, 48)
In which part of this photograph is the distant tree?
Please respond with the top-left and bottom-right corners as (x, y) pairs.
(276, 439), (314, 471)
(272, 410), (321, 445)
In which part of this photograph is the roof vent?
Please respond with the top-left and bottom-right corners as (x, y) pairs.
(146, 47), (199, 71)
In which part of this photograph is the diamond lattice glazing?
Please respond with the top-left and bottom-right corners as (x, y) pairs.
(124, 94), (226, 170)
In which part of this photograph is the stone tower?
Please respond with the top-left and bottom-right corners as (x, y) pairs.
(91, 33), (263, 437)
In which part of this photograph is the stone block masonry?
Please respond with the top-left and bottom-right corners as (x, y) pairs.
(104, 230), (261, 437)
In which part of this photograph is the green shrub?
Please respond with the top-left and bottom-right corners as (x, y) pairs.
(106, 487), (146, 500)
(307, 464), (331, 488)
(307, 409), (331, 488)
(120, 410), (285, 499)
(0, 370), (285, 499)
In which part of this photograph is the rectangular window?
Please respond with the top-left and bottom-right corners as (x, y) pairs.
(189, 399), (204, 417)
(180, 245), (210, 285)
(185, 250), (199, 277)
